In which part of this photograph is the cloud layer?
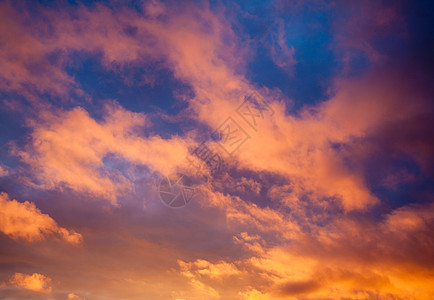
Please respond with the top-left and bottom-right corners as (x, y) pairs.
(0, 0), (433, 299)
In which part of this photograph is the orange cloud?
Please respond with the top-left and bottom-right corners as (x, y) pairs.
(68, 293), (85, 299)
(0, 0), (246, 105)
(385, 203), (434, 234)
(191, 66), (431, 212)
(15, 102), (191, 204)
(177, 259), (242, 299)
(0, 192), (82, 244)
(8, 273), (52, 293)
(169, 184), (434, 300)
(179, 259), (241, 279)
(46, 0), (383, 212)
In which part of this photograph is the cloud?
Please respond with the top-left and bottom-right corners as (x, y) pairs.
(268, 19), (296, 75)
(171, 187), (434, 299)
(330, 0), (406, 69)
(276, 279), (321, 296)
(0, 0), (245, 104)
(8, 273), (52, 293)
(0, 1), (433, 300)
(52, 1), (408, 212)
(0, 165), (7, 177)
(68, 293), (85, 299)
(178, 259), (241, 279)
(0, 192), (82, 244)
(3, 0), (250, 202)
(0, 2), (81, 100)
(201, 62), (432, 212)
(15, 102), (190, 204)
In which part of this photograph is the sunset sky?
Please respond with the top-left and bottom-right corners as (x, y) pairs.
(0, 0), (433, 299)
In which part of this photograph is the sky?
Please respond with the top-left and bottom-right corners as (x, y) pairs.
(0, 0), (433, 299)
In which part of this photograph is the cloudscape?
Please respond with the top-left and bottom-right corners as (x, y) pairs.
(0, 0), (433, 299)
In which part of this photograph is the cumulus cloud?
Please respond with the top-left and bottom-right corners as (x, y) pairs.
(0, 192), (82, 243)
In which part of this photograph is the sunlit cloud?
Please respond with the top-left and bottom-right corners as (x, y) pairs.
(15, 103), (190, 204)
(6, 273), (52, 294)
(0, 192), (82, 244)
(0, 0), (433, 299)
